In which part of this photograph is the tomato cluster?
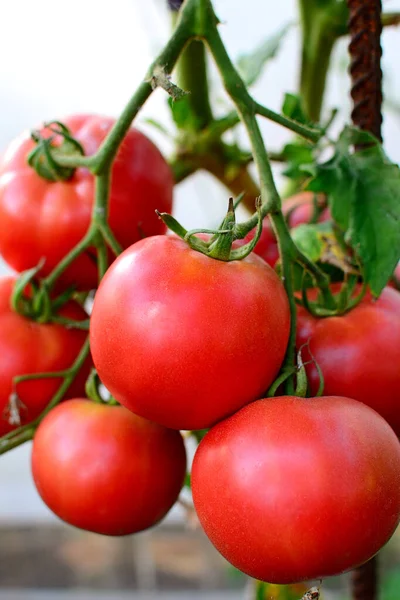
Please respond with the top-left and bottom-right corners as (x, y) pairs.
(0, 115), (400, 588)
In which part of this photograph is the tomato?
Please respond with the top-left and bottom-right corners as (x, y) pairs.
(0, 276), (90, 435)
(0, 115), (173, 290)
(32, 399), (186, 535)
(296, 285), (400, 436)
(192, 395), (400, 583)
(90, 235), (290, 430)
(236, 192), (330, 266)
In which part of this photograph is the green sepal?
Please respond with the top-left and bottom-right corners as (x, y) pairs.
(27, 121), (85, 182)
(11, 260), (45, 318)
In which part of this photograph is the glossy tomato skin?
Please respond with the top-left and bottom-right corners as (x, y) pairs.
(32, 399), (187, 535)
(0, 115), (173, 290)
(297, 286), (400, 436)
(237, 192), (330, 266)
(0, 276), (90, 435)
(90, 235), (290, 430)
(192, 396), (400, 584)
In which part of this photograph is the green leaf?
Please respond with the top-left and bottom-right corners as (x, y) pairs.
(282, 142), (314, 180)
(236, 23), (292, 87)
(282, 93), (309, 126)
(307, 126), (400, 295)
(291, 223), (325, 262)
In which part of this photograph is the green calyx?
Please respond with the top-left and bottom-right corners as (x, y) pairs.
(27, 121), (85, 182)
(156, 194), (264, 261)
(299, 274), (367, 318)
(11, 262), (51, 321)
(85, 368), (119, 406)
(10, 264), (89, 328)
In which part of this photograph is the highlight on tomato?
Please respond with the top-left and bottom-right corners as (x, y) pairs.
(90, 234), (291, 430)
(0, 114), (174, 290)
(32, 399), (187, 536)
(192, 395), (400, 584)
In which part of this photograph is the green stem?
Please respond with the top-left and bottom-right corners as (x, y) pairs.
(175, 39), (213, 130)
(96, 239), (109, 282)
(50, 153), (94, 169)
(99, 225), (123, 257)
(300, 30), (335, 122)
(92, 170), (112, 224)
(380, 12), (400, 28)
(48, 316), (90, 330)
(0, 428), (35, 453)
(205, 112), (240, 139)
(14, 370), (70, 384)
(255, 102), (321, 142)
(298, 0), (340, 122)
(44, 232), (92, 291)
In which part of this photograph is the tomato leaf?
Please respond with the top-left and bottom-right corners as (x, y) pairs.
(291, 223), (324, 263)
(282, 142), (315, 180)
(307, 126), (400, 295)
(292, 222), (359, 274)
(236, 23), (292, 87)
(282, 93), (310, 126)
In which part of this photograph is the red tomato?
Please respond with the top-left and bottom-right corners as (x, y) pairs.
(90, 235), (290, 430)
(0, 276), (90, 435)
(296, 286), (400, 436)
(0, 115), (173, 290)
(236, 192), (330, 266)
(32, 399), (186, 535)
(192, 396), (400, 583)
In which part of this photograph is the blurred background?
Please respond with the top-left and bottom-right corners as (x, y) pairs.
(0, 0), (400, 598)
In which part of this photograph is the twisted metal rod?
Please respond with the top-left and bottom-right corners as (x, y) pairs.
(348, 1), (382, 598)
(348, 0), (383, 142)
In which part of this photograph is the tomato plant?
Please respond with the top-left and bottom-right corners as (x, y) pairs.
(192, 395), (400, 583)
(90, 234), (290, 430)
(0, 115), (173, 290)
(0, 1), (399, 598)
(0, 276), (90, 435)
(32, 399), (186, 535)
(296, 285), (400, 436)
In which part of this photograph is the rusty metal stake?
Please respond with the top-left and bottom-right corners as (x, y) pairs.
(351, 556), (379, 600)
(347, 0), (383, 141)
(347, 0), (382, 598)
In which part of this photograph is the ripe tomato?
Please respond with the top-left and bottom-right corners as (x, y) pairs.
(0, 276), (90, 435)
(237, 192), (330, 266)
(0, 115), (173, 290)
(192, 396), (400, 583)
(296, 285), (400, 436)
(32, 399), (187, 535)
(90, 235), (290, 430)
